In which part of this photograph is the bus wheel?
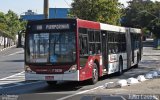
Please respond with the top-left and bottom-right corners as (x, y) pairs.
(118, 59), (123, 75)
(89, 63), (98, 84)
(46, 81), (57, 86)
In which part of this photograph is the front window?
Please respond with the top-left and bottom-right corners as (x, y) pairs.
(26, 32), (76, 64)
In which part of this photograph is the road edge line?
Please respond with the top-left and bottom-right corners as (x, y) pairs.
(4, 50), (24, 57)
(0, 71), (24, 81)
(57, 85), (103, 100)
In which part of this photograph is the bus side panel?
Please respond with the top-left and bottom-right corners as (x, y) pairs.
(121, 53), (128, 70)
(107, 53), (127, 74)
(79, 56), (93, 81)
(126, 29), (132, 68)
(108, 54), (119, 74)
(79, 55), (102, 81)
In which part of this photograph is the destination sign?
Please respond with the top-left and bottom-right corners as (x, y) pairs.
(33, 24), (71, 31)
(46, 24), (70, 30)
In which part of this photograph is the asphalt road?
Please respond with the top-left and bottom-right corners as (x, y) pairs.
(0, 47), (24, 79)
(0, 39), (159, 100)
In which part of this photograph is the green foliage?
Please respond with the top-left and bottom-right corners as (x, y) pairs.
(0, 10), (26, 39)
(69, 0), (122, 25)
(122, 0), (160, 38)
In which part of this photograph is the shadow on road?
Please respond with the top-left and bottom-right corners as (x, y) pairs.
(1, 60), (24, 62)
(22, 81), (91, 95)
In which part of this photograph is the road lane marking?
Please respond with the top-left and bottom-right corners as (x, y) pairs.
(57, 85), (103, 100)
(4, 50), (24, 57)
(0, 71), (24, 81)
(0, 71), (26, 87)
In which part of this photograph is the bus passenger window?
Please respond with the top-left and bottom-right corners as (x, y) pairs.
(79, 28), (89, 67)
(89, 43), (95, 55)
(79, 36), (88, 55)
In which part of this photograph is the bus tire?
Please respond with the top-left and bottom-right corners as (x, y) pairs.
(46, 81), (57, 86)
(118, 58), (123, 75)
(89, 63), (98, 84)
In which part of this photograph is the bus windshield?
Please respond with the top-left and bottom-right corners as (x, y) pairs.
(26, 32), (76, 64)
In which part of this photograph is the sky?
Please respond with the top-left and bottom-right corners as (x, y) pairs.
(0, 0), (160, 15)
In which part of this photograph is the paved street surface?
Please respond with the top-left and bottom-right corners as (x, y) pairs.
(0, 46), (4, 50)
(0, 47), (24, 82)
(0, 39), (160, 100)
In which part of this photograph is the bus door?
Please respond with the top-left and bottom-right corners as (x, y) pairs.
(79, 33), (89, 67)
(126, 29), (132, 68)
(139, 34), (142, 60)
(131, 33), (134, 63)
(101, 31), (108, 71)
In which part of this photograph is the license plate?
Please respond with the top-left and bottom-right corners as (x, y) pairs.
(45, 76), (54, 80)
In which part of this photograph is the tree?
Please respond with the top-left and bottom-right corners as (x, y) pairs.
(0, 12), (11, 38)
(122, 0), (151, 27)
(0, 10), (26, 39)
(122, 0), (160, 38)
(69, 0), (122, 25)
(5, 10), (21, 38)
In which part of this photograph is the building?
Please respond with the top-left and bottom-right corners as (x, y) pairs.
(49, 8), (70, 18)
(21, 10), (44, 20)
(21, 8), (70, 21)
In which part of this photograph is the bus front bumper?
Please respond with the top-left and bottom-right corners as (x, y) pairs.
(25, 71), (79, 81)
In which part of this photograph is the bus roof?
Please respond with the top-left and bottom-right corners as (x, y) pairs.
(129, 28), (141, 34)
(100, 23), (126, 33)
(100, 23), (141, 34)
(26, 18), (141, 34)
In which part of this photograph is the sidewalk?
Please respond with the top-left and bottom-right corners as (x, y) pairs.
(0, 45), (4, 49)
(0, 45), (16, 52)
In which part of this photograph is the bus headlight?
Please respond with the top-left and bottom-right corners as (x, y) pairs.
(70, 64), (77, 72)
(25, 65), (34, 73)
(64, 65), (77, 73)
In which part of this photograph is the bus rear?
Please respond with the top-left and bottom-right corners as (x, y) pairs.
(25, 19), (79, 83)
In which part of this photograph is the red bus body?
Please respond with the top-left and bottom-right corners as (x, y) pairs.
(25, 18), (142, 84)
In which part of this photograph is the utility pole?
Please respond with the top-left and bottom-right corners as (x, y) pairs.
(44, 0), (49, 19)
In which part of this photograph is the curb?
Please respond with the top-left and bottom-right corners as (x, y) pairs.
(0, 45), (16, 52)
(104, 70), (160, 89)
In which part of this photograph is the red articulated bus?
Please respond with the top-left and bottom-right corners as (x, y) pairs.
(25, 18), (142, 85)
